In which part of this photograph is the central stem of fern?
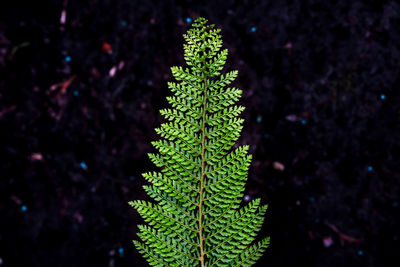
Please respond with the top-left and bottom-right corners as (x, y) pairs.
(198, 76), (208, 267)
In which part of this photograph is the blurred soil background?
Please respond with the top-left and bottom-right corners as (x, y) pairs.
(0, 0), (399, 266)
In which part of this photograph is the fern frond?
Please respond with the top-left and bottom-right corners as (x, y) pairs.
(131, 17), (269, 266)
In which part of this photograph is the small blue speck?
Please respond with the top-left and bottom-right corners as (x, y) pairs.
(121, 20), (127, 27)
(256, 115), (262, 123)
(103, 221), (109, 227)
(309, 197), (315, 203)
(80, 161), (87, 169)
(380, 94), (386, 100)
(291, 131), (297, 137)
(65, 56), (71, 62)
(315, 218), (320, 223)
(301, 119), (307, 125)
(119, 247), (124, 257)
(367, 166), (373, 172)
(21, 205), (27, 212)
(73, 90), (79, 96)
(263, 133), (270, 139)
(251, 26), (257, 32)
(129, 176), (135, 181)
(186, 17), (192, 24)
(358, 250), (363, 256)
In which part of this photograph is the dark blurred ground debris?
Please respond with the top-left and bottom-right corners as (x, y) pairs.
(0, 0), (399, 266)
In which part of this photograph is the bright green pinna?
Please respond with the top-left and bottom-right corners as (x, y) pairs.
(129, 17), (269, 266)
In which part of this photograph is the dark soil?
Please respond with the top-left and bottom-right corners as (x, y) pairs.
(1, 0), (399, 266)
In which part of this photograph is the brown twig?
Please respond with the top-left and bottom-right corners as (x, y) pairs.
(49, 75), (76, 99)
(47, 75), (76, 120)
(325, 221), (363, 246)
(0, 105), (16, 119)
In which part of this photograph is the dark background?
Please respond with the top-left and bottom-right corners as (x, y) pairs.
(1, 0), (399, 266)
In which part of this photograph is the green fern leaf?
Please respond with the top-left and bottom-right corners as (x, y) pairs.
(131, 17), (269, 266)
